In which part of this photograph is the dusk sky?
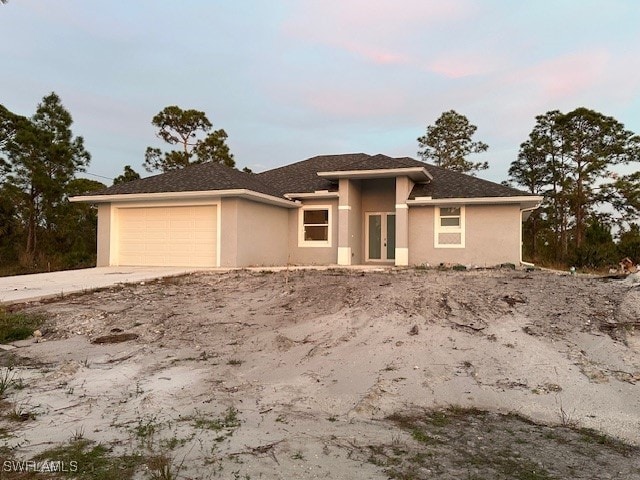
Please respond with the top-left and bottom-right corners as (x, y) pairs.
(1, 1), (639, 185)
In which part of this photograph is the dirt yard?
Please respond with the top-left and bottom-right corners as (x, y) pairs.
(1, 267), (640, 479)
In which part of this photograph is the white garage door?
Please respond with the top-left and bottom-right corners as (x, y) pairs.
(117, 205), (217, 267)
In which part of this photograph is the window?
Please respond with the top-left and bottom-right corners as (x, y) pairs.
(435, 206), (465, 248)
(299, 206), (332, 247)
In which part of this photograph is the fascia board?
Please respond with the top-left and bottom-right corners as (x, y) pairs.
(70, 189), (299, 208)
(317, 167), (432, 181)
(284, 191), (340, 200)
(407, 195), (543, 207)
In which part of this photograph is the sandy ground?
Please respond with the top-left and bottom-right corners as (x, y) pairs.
(1, 268), (640, 479)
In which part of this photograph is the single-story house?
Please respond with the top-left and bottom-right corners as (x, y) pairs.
(71, 153), (542, 268)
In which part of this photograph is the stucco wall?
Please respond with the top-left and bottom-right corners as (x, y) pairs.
(219, 198), (240, 268)
(234, 198), (289, 266)
(219, 198), (289, 267)
(348, 180), (363, 264)
(408, 204), (522, 266)
(288, 198), (338, 265)
(96, 203), (112, 267)
(361, 178), (395, 213)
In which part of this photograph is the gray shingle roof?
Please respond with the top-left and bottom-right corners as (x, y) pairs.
(86, 162), (283, 198)
(84, 154), (533, 201)
(257, 153), (531, 199)
(414, 164), (531, 199)
(255, 153), (369, 196)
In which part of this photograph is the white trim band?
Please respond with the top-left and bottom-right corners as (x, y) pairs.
(72, 189), (299, 208)
(408, 195), (543, 206)
(337, 247), (352, 265)
(395, 247), (409, 266)
(285, 191), (340, 199)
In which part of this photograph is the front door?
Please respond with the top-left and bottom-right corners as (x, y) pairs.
(366, 212), (396, 262)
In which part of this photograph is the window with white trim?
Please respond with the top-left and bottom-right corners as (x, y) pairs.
(299, 206), (332, 247)
(435, 206), (465, 248)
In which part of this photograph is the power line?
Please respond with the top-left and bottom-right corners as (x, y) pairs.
(82, 171), (114, 181)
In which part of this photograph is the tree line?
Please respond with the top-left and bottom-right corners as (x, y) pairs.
(418, 109), (640, 268)
(1, 93), (639, 274)
(0, 97), (238, 274)
(0, 93), (103, 274)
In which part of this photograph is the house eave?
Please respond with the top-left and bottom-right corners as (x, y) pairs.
(317, 167), (432, 181)
(70, 189), (299, 208)
(407, 195), (543, 208)
(284, 190), (340, 200)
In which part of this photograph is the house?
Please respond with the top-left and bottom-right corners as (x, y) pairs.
(71, 153), (542, 268)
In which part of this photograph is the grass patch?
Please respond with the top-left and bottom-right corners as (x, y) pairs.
(358, 407), (640, 480)
(0, 309), (43, 344)
(31, 439), (145, 479)
(465, 450), (554, 479)
(184, 407), (241, 432)
(5, 403), (37, 422)
(577, 427), (637, 456)
(410, 428), (440, 446)
(0, 367), (17, 397)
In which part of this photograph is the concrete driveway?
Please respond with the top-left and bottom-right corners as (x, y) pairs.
(0, 266), (206, 305)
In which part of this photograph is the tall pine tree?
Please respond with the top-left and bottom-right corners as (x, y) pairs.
(508, 108), (640, 264)
(1, 93), (90, 264)
(417, 110), (489, 175)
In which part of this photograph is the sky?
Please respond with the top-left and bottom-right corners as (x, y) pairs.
(1, 0), (639, 186)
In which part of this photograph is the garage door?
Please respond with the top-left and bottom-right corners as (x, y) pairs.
(117, 206), (217, 267)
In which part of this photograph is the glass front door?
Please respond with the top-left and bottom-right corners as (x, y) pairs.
(366, 213), (396, 262)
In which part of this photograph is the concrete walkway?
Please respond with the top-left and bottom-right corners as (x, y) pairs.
(0, 267), (205, 305)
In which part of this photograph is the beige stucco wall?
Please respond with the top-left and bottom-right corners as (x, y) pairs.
(233, 198), (289, 266)
(408, 204), (522, 266)
(96, 203), (112, 267)
(347, 180), (363, 264)
(219, 198), (239, 268)
(361, 178), (395, 213)
(288, 198), (338, 265)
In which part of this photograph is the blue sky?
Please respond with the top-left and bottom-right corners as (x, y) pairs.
(1, 0), (639, 185)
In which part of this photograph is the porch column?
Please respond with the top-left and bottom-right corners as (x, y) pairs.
(395, 176), (411, 266)
(337, 178), (352, 265)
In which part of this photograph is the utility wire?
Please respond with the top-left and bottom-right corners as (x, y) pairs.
(83, 171), (114, 181)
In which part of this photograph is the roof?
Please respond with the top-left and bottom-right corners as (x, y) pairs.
(413, 164), (531, 199)
(257, 153), (531, 199)
(79, 153), (534, 201)
(85, 161), (282, 198)
(255, 153), (369, 196)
